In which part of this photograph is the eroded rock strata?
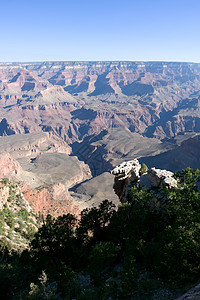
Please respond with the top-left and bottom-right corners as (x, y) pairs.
(1, 61), (200, 216)
(1, 61), (200, 142)
(0, 133), (92, 217)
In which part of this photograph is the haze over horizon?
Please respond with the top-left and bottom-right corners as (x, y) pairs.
(1, 60), (200, 64)
(1, 0), (200, 63)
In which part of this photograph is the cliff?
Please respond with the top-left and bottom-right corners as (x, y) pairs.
(112, 159), (177, 203)
(0, 133), (92, 217)
(1, 61), (200, 143)
(0, 153), (22, 178)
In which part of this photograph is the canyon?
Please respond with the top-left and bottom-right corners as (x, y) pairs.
(0, 61), (200, 215)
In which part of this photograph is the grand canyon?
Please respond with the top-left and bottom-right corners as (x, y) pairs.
(1, 61), (200, 299)
(1, 61), (200, 216)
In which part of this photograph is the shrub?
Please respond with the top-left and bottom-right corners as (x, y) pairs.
(1, 178), (9, 185)
(140, 163), (148, 174)
(2, 208), (15, 229)
(18, 208), (29, 221)
(88, 242), (120, 285)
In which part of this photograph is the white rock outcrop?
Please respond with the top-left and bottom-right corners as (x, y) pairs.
(111, 159), (141, 179)
(111, 160), (178, 203)
(140, 168), (177, 190)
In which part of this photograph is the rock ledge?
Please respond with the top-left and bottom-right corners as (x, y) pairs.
(112, 159), (177, 202)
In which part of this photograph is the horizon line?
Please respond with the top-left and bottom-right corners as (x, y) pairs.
(0, 60), (199, 64)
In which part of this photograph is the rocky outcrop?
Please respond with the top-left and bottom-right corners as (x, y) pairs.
(112, 160), (141, 179)
(0, 153), (22, 178)
(111, 159), (177, 203)
(140, 168), (177, 189)
(112, 160), (141, 202)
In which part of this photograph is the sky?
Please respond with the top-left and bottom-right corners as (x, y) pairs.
(1, 0), (200, 62)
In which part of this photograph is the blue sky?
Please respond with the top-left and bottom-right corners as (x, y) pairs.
(1, 0), (200, 62)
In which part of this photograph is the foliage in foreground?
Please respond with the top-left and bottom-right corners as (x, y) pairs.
(0, 178), (39, 253)
(0, 168), (200, 299)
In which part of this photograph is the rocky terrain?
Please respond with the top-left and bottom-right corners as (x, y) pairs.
(1, 61), (200, 141)
(0, 177), (40, 251)
(141, 132), (200, 171)
(1, 61), (200, 215)
(0, 133), (92, 216)
(111, 159), (178, 203)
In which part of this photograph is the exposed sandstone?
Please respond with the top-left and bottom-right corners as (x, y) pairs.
(0, 132), (71, 159)
(0, 153), (22, 178)
(14, 153), (92, 217)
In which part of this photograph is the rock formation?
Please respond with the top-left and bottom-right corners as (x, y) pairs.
(0, 133), (92, 217)
(112, 159), (177, 203)
(0, 153), (22, 178)
(1, 61), (200, 216)
(1, 61), (200, 142)
(140, 167), (177, 189)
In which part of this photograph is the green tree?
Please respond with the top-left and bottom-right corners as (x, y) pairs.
(76, 200), (116, 245)
(88, 241), (120, 285)
(2, 208), (15, 229)
(31, 213), (77, 266)
(125, 167), (200, 283)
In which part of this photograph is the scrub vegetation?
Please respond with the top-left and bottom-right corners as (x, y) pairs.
(0, 168), (200, 299)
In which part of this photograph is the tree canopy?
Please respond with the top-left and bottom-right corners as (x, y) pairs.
(0, 168), (200, 299)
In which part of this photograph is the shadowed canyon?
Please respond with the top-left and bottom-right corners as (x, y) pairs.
(1, 61), (200, 216)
